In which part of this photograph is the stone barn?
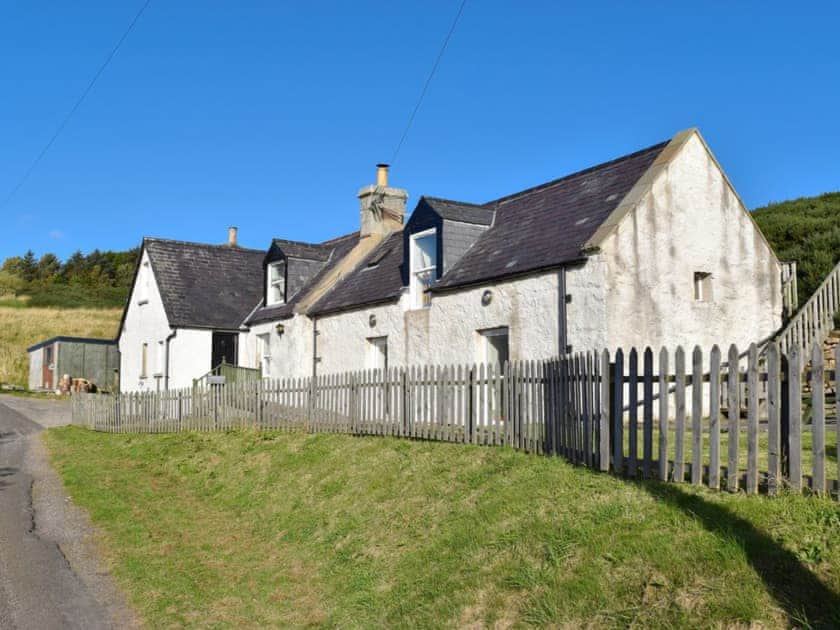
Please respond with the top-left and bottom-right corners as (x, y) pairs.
(27, 336), (120, 392)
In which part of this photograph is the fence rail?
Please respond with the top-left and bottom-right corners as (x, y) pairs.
(776, 258), (840, 356)
(73, 342), (839, 498)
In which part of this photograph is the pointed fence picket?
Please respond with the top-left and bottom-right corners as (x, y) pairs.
(72, 343), (838, 499)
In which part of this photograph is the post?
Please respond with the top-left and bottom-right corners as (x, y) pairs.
(612, 350), (624, 475)
(599, 350), (610, 472)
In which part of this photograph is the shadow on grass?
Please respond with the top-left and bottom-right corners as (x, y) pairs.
(639, 481), (840, 629)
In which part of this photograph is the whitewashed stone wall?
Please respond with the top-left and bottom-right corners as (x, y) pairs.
(119, 251), (171, 391)
(119, 250), (214, 391)
(599, 133), (782, 355)
(242, 314), (314, 379)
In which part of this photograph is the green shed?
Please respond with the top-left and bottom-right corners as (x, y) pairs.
(27, 336), (120, 392)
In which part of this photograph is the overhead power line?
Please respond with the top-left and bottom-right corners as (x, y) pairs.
(2, 0), (153, 209)
(390, 0), (467, 165)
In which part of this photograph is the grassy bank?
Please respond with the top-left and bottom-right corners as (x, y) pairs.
(0, 306), (121, 387)
(45, 428), (840, 628)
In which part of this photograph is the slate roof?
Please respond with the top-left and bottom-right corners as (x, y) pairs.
(422, 196), (495, 225)
(144, 239), (265, 330)
(432, 140), (669, 290)
(306, 138), (669, 314)
(246, 232), (359, 324)
(270, 238), (333, 261)
(309, 231), (405, 315)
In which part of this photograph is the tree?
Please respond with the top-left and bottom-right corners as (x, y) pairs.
(0, 270), (24, 296)
(36, 253), (61, 281)
(19, 250), (37, 283)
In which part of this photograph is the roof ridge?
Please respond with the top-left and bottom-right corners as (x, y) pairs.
(485, 139), (670, 206)
(144, 236), (265, 254)
(319, 231), (359, 247)
(421, 195), (485, 207)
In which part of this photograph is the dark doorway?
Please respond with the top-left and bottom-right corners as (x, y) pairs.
(211, 332), (238, 369)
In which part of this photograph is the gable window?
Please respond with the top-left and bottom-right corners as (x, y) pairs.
(410, 229), (437, 308)
(258, 333), (271, 376)
(267, 261), (285, 305)
(694, 272), (713, 302)
(479, 327), (510, 367)
(138, 261), (150, 305)
(367, 336), (388, 371)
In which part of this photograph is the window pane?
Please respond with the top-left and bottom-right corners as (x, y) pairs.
(413, 234), (436, 270)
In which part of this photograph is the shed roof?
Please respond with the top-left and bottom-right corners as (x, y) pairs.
(27, 336), (117, 353)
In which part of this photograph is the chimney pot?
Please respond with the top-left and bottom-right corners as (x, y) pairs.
(376, 163), (389, 188)
(228, 226), (238, 246)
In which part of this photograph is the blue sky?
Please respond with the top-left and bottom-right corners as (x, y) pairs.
(1, 1), (839, 261)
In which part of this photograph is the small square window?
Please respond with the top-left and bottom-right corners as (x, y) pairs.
(694, 272), (712, 301)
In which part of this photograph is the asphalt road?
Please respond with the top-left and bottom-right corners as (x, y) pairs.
(0, 397), (137, 630)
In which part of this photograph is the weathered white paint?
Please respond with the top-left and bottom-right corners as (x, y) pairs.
(598, 132), (782, 353)
(119, 250), (214, 391)
(311, 132), (781, 376)
(242, 314), (314, 379)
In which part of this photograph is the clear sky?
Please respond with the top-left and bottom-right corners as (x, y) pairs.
(1, 1), (838, 261)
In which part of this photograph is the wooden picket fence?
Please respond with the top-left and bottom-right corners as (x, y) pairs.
(73, 342), (839, 498)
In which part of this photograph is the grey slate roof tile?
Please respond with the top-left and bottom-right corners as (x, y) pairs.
(432, 140), (668, 290)
(309, 231), (405, 316)
(422, 197), (495, 225)
(145, 239), (265, 330)
(246, 232), (359, 324)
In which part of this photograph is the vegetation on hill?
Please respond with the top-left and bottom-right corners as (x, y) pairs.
(0, 247), (139, 309)
(0, 307), (122, 387)
(45, 428), (840, 628)
(752, 191), (840, 305)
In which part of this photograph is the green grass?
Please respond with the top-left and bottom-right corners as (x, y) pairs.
(44, 428), (840, 628)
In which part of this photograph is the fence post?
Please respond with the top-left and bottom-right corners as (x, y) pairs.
(811, 342), (825, 494)
(612, 349), (624, 475)
(599, 350), (610, 471)
(787, 346), (802, 492)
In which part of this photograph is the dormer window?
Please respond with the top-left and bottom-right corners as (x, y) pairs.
(410, 229), (437, 308)
(267, 261), (285, 305)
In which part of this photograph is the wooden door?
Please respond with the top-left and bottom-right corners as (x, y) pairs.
(42, 344), (55, 390)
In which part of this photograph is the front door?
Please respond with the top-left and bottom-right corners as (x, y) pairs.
(211, 332), (238, 369)
(42, 344), (55, 390)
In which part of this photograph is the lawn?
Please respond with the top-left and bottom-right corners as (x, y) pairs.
(0, 304), (122, 387)
(44, 427), (840, 628)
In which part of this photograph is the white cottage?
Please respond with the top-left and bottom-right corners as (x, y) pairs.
(117, 233), (264, 391)
(120, 128), (788, 391)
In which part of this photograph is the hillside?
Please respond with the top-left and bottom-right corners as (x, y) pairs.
(45, 428), (840, 628)
(1, 247), (138, 309)
(0, 306), (122, 388)
(752, 191), (840, 304)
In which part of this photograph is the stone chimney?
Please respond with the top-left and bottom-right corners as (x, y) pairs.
(228, 226), (238, 247)
(358, 164), (408, 237)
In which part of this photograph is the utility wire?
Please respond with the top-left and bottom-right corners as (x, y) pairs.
(390, 0), (467, 165)
(2, 0), (153, 208)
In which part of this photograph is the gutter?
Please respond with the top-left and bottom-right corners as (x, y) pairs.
(164, 329), (177, 390)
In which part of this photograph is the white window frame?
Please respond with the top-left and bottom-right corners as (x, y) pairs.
(367, 336), (388, 371)
(258, 333), (271, 376)
(409, 228), (437, 309)
(266, 261), (285, 306)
